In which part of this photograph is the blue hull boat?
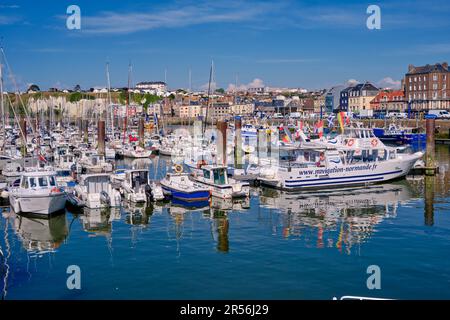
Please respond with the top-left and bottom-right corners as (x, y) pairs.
(160, 173), (211, 202)
(373, 127), (426, 145)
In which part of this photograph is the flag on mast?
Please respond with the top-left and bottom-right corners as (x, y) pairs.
(337, 111), (345, 133)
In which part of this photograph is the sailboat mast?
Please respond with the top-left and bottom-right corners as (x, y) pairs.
(188, 68), (192, 127)
(0, 61), (4, 148)
(106, 62), (114, 138)
(203, 61), (213, 137)
(123, 63), (131, 144)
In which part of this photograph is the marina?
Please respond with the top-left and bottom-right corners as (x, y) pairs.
(0, 55), (448, 298)
(1, 0), (450, 303)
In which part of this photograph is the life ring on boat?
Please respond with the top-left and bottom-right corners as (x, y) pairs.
(347, 138), (355, 147)
(174, 164), (183, 173)
(371, 138), (378, 147)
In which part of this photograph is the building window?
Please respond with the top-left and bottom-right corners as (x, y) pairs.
(414, 77), (417, 82)
(433, 74), (438, 81)
(424, 84), (426, 90)
(409, 85), (412, 91)
(433, 83), (438, 90)
(409, 78), (412, 83)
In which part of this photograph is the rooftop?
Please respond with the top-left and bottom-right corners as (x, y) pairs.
(407, 62), (449, 75)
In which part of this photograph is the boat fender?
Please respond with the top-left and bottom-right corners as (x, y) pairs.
(51, 187), (61, 193)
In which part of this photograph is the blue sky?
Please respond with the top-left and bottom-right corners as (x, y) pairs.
(1, 0), (450, 91)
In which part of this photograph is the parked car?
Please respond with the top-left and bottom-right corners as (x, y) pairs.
(289, 112), (302, 119)
(387, 112), (408, 119)
(272, 113), (284, 119)
(428, 110), (450, 119)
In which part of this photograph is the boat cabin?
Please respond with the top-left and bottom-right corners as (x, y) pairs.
(201, 165), (229, 185)
(20, 172), (58, 190)
(126, 170), (149, 190)
(79, 174), (111, 194)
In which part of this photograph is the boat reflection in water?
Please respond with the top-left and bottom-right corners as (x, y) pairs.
(10, 211), (68, 255)
(123, 202), (156, 226)
(80, 207), (121, 237)
(258, 181), (418, 254)
(209, 196), (250, 211)
(205, 208), (230, 253)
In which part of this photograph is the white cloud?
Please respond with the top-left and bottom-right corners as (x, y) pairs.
(346, 79), (359, 86)
(227, 78), (265, 92)
(0, 15), (20, 25)
(0, 4), (19, 9)
(378, 77), (401, 89)
(80, 1), (278, 35)
(200, 81), (217, 92)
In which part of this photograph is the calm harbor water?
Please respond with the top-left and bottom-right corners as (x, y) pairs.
(1, 145), (449, 300)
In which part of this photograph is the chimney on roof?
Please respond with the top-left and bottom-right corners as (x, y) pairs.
(408, 64), (414, 72)
(443, 62), (448, 70)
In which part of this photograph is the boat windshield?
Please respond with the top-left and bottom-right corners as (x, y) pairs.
(131, 171), (148, 188)
(57, 170), (71, 177)
(23, 175), (56, 188)
(213, 168), (228, 185)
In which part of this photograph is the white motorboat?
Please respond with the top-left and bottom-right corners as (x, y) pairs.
(105, 146), (116, 160)
(241, 123), (258, 137)
(110, 168), (127, 185)
(122, 145), (152, 158)
(191, 165), (250, 199)
(77, 151), (113, 173)
(72, 173), (121, 209)
(2, 162), (23, 178)
(257, 139), (423, 191)
(55, 168), (76, 190)
(58, 153), (76, 170)
(121, 169), (154, 203)
(9, 169), (67, 215)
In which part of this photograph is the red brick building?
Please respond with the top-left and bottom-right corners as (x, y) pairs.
(370, 90), (405, 112)
(404, 62), (450, 111)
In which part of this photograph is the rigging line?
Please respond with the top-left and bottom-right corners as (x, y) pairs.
(0, 47), (37, 139)
(6, 93), (27, 148)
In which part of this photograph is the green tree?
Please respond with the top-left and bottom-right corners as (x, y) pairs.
(69, 92), (82, 102)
